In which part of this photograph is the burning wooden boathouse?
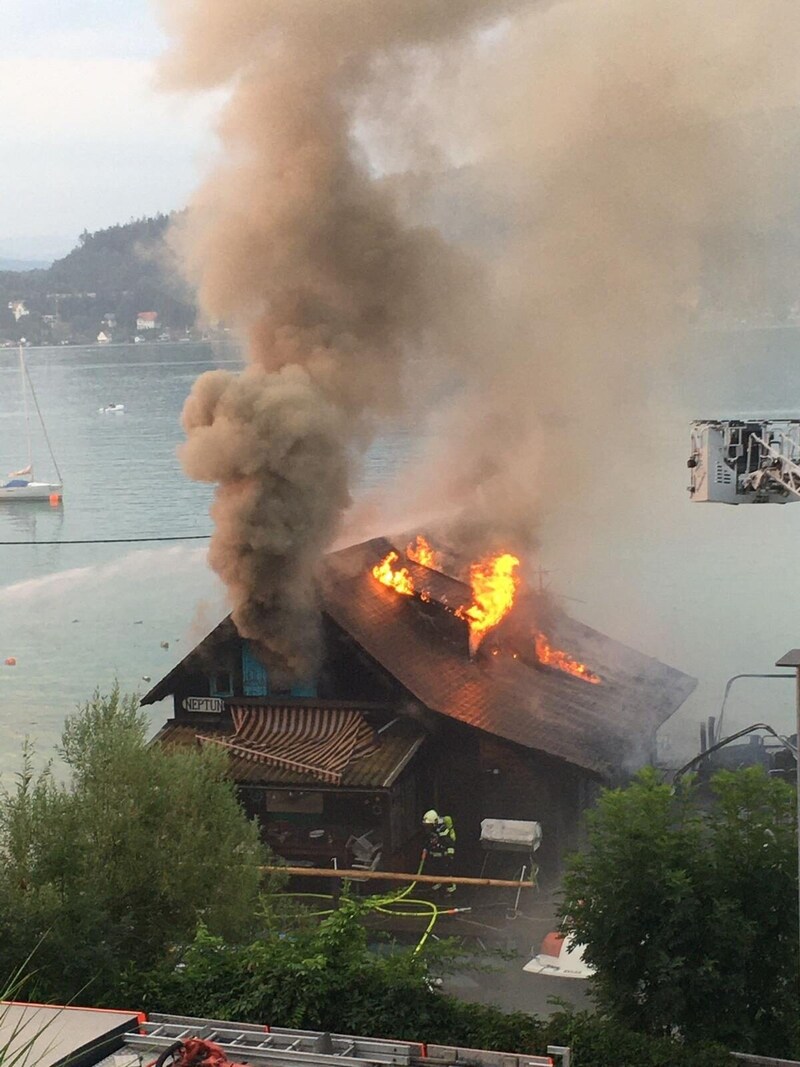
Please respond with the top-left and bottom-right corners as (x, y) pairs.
(143, 536), (696, 873)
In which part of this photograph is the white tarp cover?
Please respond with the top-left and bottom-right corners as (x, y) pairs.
(480, 818), (543, 852)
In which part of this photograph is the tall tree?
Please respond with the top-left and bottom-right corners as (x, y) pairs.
(562, 766), (799, 1057)
(0, 686), (265, 1003)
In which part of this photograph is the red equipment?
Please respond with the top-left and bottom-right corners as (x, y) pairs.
(155, 1038), (249, 1067)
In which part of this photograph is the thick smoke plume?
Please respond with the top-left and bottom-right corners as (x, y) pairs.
(345, 0), (800, 555)
(160, 0), (800, 674)
(158, 0), (527, 675)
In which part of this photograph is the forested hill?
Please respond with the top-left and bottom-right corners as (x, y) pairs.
(0, 214), (198, 345)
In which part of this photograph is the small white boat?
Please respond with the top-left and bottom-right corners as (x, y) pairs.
(0, 471), (62, 501)
(0, 346), (63, 503)
(99, 403), (125, 414)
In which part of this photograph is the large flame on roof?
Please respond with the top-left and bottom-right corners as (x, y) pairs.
(406, 535), (441, 570)
(372, 551), (415, 596)
(372, 541), (600, 680)
(456, 553), (520, 653)
(535, 633), (601, 684)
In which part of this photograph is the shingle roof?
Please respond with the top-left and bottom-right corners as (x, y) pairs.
(319, 538), (697, 778)
(153, 714), (425, 789)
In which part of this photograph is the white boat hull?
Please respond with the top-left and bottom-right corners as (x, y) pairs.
(0, 482), (62, 501)
(3, 347), (64, 502)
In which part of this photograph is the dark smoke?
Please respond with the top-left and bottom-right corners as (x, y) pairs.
(157, 0), (527, 675)
(159, 0), (800, 676)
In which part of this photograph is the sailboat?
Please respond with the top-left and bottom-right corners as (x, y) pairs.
(0, 346), (63, 502)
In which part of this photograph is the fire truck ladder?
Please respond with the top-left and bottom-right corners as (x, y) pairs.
(124, 1015), (564, 1067)
(741, 432), (800, 500)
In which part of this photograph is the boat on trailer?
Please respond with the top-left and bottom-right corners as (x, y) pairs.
(0, 346), (63, 503)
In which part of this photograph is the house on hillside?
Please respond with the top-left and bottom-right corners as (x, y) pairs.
(8, 300), (29, 321)
(136, 311), (158, 331)
(143, 537), (696, 874)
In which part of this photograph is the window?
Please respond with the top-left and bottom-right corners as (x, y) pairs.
(210, 670), (233, 697)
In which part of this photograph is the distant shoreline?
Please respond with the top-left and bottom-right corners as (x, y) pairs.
(7, 322), (800, 357)
(6, 338), (242, 353)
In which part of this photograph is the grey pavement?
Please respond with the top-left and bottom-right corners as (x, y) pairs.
(436, 882), (591, 1017)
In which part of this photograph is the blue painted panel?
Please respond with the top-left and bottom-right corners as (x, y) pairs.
(291, 679), (318, 698)
(242, 642), (269, 696)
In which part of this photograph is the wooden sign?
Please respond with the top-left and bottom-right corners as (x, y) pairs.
(182, 696), (225, 714)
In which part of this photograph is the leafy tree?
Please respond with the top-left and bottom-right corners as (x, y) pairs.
(562, 766), (799, 1057)
(0, 686), (266, 1003)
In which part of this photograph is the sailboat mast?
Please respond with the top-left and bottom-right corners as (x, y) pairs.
(18, 344), (32, 472)
(20, 351), (63, 486)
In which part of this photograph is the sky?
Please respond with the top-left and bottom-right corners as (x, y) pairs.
(0, 0), (222, 261)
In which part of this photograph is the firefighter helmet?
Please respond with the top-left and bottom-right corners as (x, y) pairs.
(422, 809), (439, 825)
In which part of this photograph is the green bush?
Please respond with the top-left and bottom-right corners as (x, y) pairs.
(540, 1010), (733, 1067)
(121, 903), (733, 1066)
(0, 687), (268, 1003)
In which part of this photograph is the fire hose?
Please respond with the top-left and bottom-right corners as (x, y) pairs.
(273, 849), (470, 954)
(151, 858), (470, 1067)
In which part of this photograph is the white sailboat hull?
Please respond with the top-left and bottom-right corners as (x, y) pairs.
(2, 345), (64, 503)
(0, 481), (62, 502)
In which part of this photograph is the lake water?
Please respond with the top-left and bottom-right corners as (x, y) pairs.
(0, 333), (799, 778)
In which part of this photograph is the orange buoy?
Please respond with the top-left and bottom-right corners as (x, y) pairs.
(49, 493), (61, 507)
(4, 657), (16, 666)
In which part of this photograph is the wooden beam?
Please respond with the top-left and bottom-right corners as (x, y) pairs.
(261, 865), (534, 889)
(730, 1055), (800, 1067)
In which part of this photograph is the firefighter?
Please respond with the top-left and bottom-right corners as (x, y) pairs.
(422, 809), (456, 893)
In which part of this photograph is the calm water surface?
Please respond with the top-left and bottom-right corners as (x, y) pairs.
(1, 332), (800, 777)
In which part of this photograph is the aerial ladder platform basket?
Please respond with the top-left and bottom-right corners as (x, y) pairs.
(688, 419), (800, 504)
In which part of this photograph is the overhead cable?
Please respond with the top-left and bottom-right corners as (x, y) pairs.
(0, 534), (212, 545)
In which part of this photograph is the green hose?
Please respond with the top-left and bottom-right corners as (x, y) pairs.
(267, 852), (467, 953)
(373, 896), (439, 953)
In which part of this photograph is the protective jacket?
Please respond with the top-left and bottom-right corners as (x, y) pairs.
(427, 815), (456, 858)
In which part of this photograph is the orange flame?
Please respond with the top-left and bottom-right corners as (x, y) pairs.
(406, 535), (441, 570)
(457, 553), (520, 651)
(372, 551), (415, 596)
(534, 633), (601, 684)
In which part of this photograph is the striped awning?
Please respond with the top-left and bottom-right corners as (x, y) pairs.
(199, 705), (379, 785)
